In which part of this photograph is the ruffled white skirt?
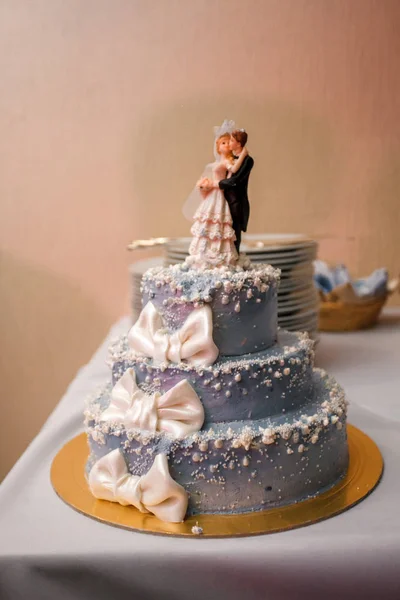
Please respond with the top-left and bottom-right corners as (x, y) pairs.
(188, 189), (238, 267)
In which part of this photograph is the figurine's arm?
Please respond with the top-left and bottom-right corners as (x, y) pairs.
(197, 176), (214, 197)
(218, 156), (254, 190)
(228, 147), (248, 175)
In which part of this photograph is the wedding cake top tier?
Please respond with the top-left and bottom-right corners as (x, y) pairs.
(140, 262), (280, 357)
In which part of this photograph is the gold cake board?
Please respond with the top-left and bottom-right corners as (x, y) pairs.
(51, 425), (383, 538)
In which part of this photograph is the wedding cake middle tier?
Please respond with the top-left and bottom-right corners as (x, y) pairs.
(110, 329), (314, 424)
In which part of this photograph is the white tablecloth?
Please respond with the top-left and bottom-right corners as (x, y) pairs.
(1, 310), (400, 600)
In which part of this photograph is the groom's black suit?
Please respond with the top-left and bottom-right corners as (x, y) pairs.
(218, 154), (254, 253)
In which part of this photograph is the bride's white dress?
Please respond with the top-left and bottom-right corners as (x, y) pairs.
(188, 161), (238, 268)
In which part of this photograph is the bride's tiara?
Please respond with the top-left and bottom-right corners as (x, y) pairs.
(213, 119), (236, 139)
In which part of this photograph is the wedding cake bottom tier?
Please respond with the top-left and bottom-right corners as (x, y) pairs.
(85, 368), (348, 516)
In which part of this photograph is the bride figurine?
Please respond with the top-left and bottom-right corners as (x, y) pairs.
(185, 121), (248, 269)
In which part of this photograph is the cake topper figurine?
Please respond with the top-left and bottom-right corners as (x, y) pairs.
(184, 120), (254, 268)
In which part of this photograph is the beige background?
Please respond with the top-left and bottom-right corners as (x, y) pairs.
(1, 0), (400, 479)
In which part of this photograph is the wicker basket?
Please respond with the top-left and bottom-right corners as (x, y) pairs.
(318, 279), (399, 332)
(319, 296), (387, 331)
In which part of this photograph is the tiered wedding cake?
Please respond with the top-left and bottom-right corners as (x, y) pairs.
(84, 123), (349, 523)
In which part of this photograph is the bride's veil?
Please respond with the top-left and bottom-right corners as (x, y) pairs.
(182, 119), (236, 222)
(182, 162), (214, 221)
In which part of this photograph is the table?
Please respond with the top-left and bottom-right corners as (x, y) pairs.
(1, 310), (400, 600)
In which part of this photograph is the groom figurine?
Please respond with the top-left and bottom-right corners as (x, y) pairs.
(217, 129), (254, 253)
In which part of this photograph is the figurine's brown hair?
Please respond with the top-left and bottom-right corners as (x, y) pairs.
(231, 129), (248, 147)
(216, 134), (234, 161)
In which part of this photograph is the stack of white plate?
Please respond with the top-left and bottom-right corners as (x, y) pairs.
(130, 257), (164, 321)
(165, 233), (319, 338)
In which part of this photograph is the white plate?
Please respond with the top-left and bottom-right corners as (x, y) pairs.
(129, 257), (164, 275)
(166, 247), (317, 259)
(253, 253), (316, 265)
(280, 315), (319, 329)
(278, 307), (319, 323)
(278, 300), (318, 316)
(240, 233), (316, 253)
(278, 287), (318, 300)
(278, 287), (318, 301)
(167, 234), (317, 253)
(279, 267), (314, 280)
(278, 279), (314, 292)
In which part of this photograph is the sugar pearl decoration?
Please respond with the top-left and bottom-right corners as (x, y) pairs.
(246, 289), (253, 299)
(281, 428), (292, 441)
(199, 441), (208, 452)
(221, 295), (230, 305)
(225, 390), (232, 398)
(262, 428), (275, 445)
(298, 444), (305, 453)
(242, 457), (250, 467)
(234, 302), (241, 313)
(228, 460), (235, 470)
(191, 524), (203, 535)
(214, 383), (222, 391)
(192, 453), (201, 463)
(214, 439), (224, 449)
(234, 373), (242, 382)
(283, 367), (291, 376)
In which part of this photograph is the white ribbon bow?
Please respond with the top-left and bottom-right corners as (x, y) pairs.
(128, 302), (219, 367)
(88, 450), (188, 523)
(101, 368), (204, 438)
